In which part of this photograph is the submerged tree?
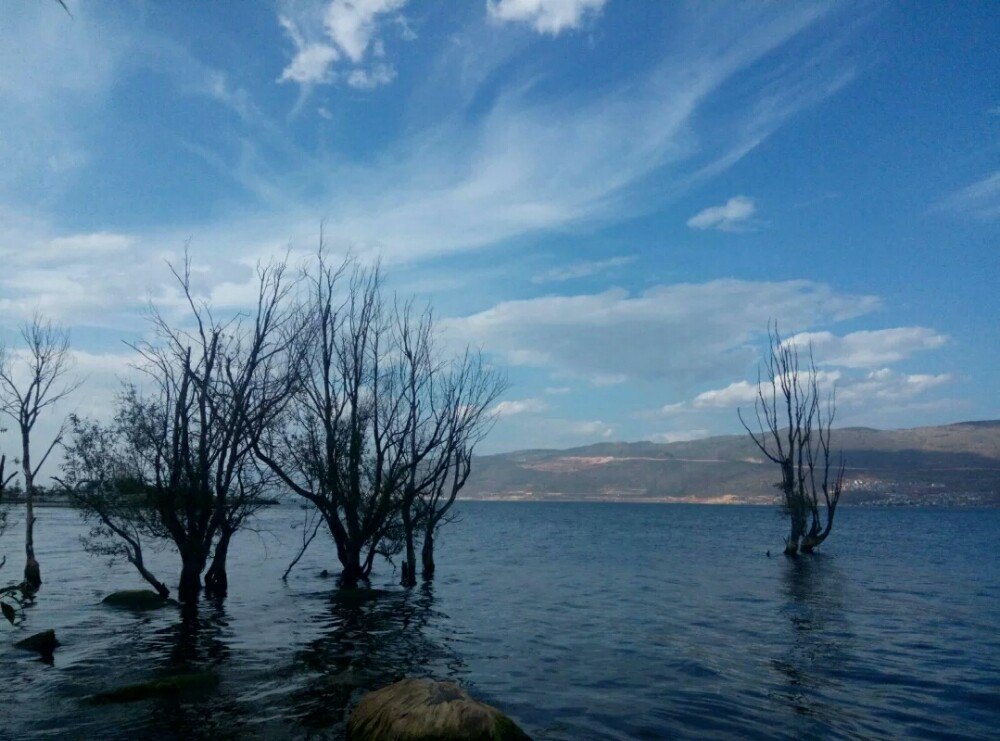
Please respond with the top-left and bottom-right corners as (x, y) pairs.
(0, 317), (80, 590)
(739, 325), (844, 555)
(255, 256), (409, 588)
(63, 255), (300, 602)
(256, 250), (505, 588)
(398, 345), (504, 585)
(59, 410), (172, 599)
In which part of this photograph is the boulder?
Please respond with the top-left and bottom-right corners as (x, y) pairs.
(90, 671), (220, 704)
(347, 678), (530, 741)
(102, 590), (173, 610)
(14, 629), (59, 658)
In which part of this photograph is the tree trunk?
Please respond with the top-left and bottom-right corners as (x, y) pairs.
(178, 555), (204, 603)
(339, 548), (365, 589)
(784, 519), (802, 556)
(400, 509), (417, 587)
(421, 529), (435, 580)
(129, 548), (170, 599)
(204, 529), (232, 598)
(21, 432), (41, 591)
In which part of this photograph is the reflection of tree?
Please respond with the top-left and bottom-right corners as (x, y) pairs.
(771, 555), (852, 723)
(290, 583), (467, 732)
(137, 602), (241, 739)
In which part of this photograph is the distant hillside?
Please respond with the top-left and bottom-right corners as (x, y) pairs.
(464, 421), (1000, 506)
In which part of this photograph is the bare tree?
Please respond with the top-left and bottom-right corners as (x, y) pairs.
(255, 254), (413, 588)
(60, 255), (301, 603)
(398, 344), (505, 585)
(739, 324), (844, 555)
(0, 317), (81, 590)
(59, 409), (172, 598)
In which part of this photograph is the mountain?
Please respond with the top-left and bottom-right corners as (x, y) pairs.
(464, 421), (1000, 506)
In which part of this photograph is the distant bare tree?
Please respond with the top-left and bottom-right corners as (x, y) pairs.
(739, 324), (844, 555)
(0, 316), (81, 590)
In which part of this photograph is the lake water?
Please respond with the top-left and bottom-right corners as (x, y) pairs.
(1, 503), (998, 739)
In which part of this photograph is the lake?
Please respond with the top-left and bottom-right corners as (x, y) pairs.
(1, 503), (998, 739)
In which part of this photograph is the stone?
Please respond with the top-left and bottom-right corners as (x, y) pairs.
(102, 590), (173, 610)
(348, 677), (530, 741)
(90, 671), (220, 704)
(14, 629), (59, 657)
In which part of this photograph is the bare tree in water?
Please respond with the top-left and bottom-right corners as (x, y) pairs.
(255, 254), (413, 588)
(394, 301), (506, 586)
(739, 324), (844, 555)
(0, 317), (80, 590)
(400, 348), (505, 584)
(62, 255), (300, 603)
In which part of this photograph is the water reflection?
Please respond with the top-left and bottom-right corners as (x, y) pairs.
(290, 582), (466, 732)
(771, 554), (852, 725)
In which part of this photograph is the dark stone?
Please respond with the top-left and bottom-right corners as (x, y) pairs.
(102, 590), (174, 610)
(14, 629), (59, 658)
(90, 672), (220, 704)
(347, 677), (530, 740)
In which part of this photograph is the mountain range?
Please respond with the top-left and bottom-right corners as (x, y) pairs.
(463, 420), (1000, 506)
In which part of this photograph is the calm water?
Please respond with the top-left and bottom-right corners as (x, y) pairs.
(1, 503), (998, 739)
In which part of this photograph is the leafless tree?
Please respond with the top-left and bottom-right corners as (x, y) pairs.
(398, 341), (505, 585)
(0, 316), (81, 590)
(59, 408), (172, 598)
(255, 254), (412, 588)
(739, 324), (844, 555)
(62, 254), (301, 603)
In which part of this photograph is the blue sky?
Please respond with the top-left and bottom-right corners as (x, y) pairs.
(0, 0), (997, 453)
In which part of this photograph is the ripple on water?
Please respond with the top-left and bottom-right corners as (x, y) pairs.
(1, 503), (999, 739)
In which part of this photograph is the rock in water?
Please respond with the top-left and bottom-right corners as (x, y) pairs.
(14, 629), (59, 658)
(90, 672), (220, 704)
(102, 590), (172, 610)
(347, 678), (530, 741)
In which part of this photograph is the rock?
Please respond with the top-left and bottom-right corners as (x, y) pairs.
(90, 671), (220, 704)
(14, 629), (59, 658)
(347, 678), (530, 741)
(102, 590), (173, 610)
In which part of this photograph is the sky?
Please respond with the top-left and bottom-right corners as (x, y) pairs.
(0, 0), (997, 456)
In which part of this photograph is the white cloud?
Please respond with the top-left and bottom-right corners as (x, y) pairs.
(544, 386), (571, 394)
(687, 195), (757, 231)
(278, 0), (407, 90)
(492, 397), (549, 417)
(783, 327), (947, 368)
(692, 380), (758, 408)
(277, 21), (339, 84)
(935, 170), (1000, 221)
(531, 256), (635, 283)
(488, 0), (608, 35)
(443, 279), (879, 385)
(346, 63), (397, 89)
(650, 429), (709, 444)
(838, 368), (952, 406)
(568, 419), (615, 438)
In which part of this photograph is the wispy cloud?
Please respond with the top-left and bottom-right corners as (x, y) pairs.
(531, 256), (635, 284)
(443, 279), (880, 386)
(935, 170), (1000, 221)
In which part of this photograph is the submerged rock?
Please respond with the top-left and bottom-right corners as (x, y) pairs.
(347, 678), (530, 741)
(102, 590), (174, 610)
(90, 671), (220, 704)
(14, 629), (60, 658)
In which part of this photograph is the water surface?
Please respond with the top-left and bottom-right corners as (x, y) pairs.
(1, 503), (998, 739)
